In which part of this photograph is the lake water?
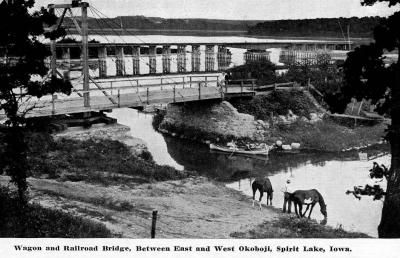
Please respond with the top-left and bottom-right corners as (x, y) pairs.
(109, 108), (390, 237)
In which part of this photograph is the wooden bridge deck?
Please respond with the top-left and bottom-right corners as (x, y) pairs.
(20, 86), (254, 118)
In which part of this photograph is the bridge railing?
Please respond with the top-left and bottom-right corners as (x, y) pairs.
(225, 79), (299, 92)
(73, 75), (220, 95)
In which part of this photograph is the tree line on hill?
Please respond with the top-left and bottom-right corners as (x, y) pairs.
(64, 16), (260, 32)
(63, 16), (382, 38)
(247, 17), (383, 38)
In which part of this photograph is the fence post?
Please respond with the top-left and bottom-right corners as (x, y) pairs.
(51, 94), (56, 115)
(151, 210), (158, 239)
(173, 85), (176, 102)
(147, 87), (150, 104)
(189, 76), (192, 88)
(117, 90), (120, 108)
(198, 83), (201, 100)
(240, 80), (243, 93)
(182, 77), (185, 89)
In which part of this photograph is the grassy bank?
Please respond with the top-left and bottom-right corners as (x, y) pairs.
(0, 187), (112, 237)
(28, 135), (190, 184)
(229, 91), (386, 151)
(230, 90), (320, 119)
(268, 119), (386, 152)
(231, 217), (369, 238)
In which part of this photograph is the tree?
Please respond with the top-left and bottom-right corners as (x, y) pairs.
(342, 0), (400, 237)
(228, 60), (277, 85)
(0, 0), (71, 203)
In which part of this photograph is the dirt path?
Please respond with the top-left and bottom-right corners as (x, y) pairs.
(1, 176), (278, 238)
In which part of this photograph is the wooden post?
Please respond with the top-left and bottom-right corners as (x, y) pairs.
(117, 89), (120, 107)
(173, 85), (176, 102)
(81, 2), (90, 108)
(240, 80), (243, 93)
(198, 83), (201, 100)
(151, 210), (158, 238)
(182, 77), (185, 89)
(51, 94), (56, 115)
(189, 76), (192, 88)
(147, 87), (149, 104)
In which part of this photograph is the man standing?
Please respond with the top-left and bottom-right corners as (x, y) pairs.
(282, 179), (293, 213)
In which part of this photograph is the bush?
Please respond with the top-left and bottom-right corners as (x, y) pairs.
(230, 90), (318, 119)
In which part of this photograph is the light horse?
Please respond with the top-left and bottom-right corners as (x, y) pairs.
(252, 177), (273, 209)
(284, 189), (327, 220)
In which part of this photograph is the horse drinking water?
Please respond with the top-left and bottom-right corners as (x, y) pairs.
(285, 189), (327, 221)
(252, 177), (273, 209)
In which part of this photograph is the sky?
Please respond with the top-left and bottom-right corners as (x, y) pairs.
(35, 0), (399, 20)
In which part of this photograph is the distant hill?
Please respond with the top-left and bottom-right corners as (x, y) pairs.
(247, 17), (383, 38)
(62, 16), (382, 38)
(64, 16), (263, 35)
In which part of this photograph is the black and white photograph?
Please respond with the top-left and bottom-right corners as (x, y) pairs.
(0, 0), (399, 257)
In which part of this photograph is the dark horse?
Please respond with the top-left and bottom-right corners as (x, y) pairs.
(252, 177), (273, 209)
(284, 189), (327, 220)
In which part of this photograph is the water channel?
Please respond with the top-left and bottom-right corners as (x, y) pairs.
(109, 108), (390, 237)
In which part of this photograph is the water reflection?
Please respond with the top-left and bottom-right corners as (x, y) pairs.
(164, 135), (378, 181)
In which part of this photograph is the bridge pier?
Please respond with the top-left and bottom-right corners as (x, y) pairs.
(162, 45), (171, 74)
(191, 45), (201, 72)
(116, 46), (125, 76)
(177, 45), (187, 73)
(149, 46), (157, 74)
(205, 45), (216, 72)
(98, 47), (107, 78)
(244, 49), (270, 64)
(132, 46), (140, 75)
